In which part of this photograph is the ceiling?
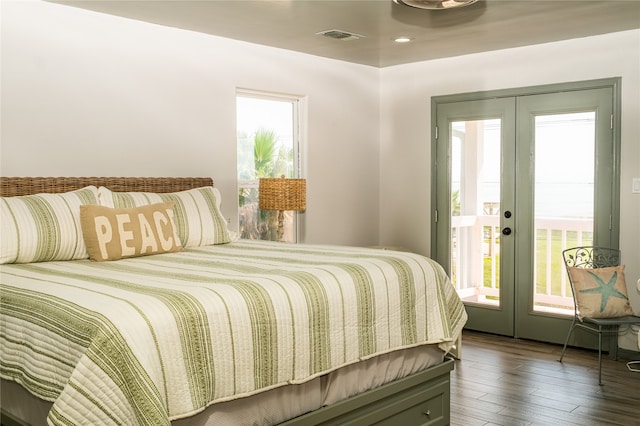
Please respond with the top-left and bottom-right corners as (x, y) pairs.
(51, 0), (640, 67)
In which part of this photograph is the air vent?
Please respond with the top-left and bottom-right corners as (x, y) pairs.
(316, 29), (365, 41)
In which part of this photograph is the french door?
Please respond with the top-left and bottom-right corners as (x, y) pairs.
(432, 80), (620, 345)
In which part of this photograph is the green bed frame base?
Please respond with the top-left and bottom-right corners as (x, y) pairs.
(281, 358), (454, 426)
(1, 410), (25, 426)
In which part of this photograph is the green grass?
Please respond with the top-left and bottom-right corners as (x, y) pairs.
(477, 230), (593, 296)
(453, 229), (593, 302)
(534, 230), (592, 295)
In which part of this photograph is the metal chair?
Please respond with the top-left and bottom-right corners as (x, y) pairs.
(558, 246), (640, 385)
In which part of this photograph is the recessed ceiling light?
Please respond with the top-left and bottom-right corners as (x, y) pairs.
(394, 36), (414, 43)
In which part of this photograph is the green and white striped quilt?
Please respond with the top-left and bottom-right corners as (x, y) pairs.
(0, 240), (467, 425)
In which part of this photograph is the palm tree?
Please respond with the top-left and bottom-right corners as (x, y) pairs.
(253, 128), (278, 178)
(452, 190), (461, 216)
(239, 127), (294, 240)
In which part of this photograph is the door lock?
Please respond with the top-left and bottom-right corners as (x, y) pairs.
(502, 227), (512, 235)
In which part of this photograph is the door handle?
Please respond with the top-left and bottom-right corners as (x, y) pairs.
(502, 227), (512, 235)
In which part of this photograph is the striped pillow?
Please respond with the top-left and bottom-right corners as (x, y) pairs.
(0, 186), (99, 264)
(98, 186), (231, 247)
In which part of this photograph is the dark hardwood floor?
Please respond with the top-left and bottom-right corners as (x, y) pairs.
(450, 331), (640, 426)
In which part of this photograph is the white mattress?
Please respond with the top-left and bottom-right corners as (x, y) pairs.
(1, 344), (445, 426)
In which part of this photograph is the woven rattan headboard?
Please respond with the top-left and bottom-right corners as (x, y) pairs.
(0, 177), (214, 197)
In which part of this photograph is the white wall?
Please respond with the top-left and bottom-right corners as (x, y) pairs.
(380, 30), (640, 349)
(0, 0), (380, 247)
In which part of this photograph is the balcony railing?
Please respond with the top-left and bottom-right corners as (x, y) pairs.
(452, 215), (593, 314)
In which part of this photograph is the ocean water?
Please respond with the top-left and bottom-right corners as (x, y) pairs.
(474, 182), (594, 219)
(534, 182), (594, 218)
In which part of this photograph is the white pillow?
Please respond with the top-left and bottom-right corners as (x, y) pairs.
(1, 186), (99, 264)
(98, 186), (231, 247)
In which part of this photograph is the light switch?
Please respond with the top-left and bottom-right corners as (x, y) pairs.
(633, 178), (640, 194)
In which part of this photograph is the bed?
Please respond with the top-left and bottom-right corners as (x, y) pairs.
(0, 177), (467, 426)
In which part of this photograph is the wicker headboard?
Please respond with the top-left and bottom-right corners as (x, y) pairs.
(0, 177), (214, 197)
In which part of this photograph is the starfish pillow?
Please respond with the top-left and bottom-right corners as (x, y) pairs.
(568, 265), (635, 320)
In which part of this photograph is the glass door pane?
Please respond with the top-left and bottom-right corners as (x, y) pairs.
(515, 86), (614, 346)
(533, 112), (595, 314)
(435, 97), (515, 337)
(451, 119), (502, 307)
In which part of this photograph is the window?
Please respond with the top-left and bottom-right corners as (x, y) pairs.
(236, 91), (303, 242)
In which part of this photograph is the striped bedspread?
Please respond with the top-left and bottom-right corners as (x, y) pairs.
(0, 240), (467, 425)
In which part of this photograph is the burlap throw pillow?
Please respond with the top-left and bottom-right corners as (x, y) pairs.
(80, 202), (182, 261)
(568, 265), (634, 319)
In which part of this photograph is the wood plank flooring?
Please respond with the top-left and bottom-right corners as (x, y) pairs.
(451, 331), (640, 426)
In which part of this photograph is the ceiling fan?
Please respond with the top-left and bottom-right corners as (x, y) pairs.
(393, 0), (479, 10)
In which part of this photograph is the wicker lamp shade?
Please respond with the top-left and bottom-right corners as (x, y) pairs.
(259, 176), (306, 242)
(259, 176), (306, 212)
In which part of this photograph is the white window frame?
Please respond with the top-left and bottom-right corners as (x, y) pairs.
(236, 89), (306, 242)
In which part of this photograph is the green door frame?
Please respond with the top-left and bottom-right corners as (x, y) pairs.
(431, 78), (621, 344)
